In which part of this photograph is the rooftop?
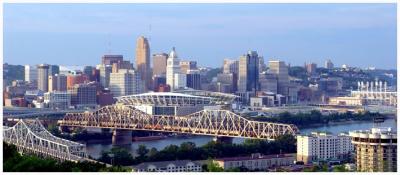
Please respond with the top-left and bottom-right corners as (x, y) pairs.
(215, 153), (295, 162)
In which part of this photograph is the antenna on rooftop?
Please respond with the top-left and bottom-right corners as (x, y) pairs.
(107, 33), (112, 54)
(148, 24), (152, 42)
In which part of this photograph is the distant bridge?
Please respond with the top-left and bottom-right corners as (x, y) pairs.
(58, 105), (299, 140)
(3, 119), (88, 162)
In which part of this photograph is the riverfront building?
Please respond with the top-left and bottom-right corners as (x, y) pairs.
(133, 160), (203, 172)
(109, 69), (143, 97)
(44, 91), (71, 110)
(349, 127), (397, 172)
(296, 132), (353, 164)
(24, 65), (38, 83)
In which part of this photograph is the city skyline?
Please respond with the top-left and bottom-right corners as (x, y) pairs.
(4, 3), (396, 69)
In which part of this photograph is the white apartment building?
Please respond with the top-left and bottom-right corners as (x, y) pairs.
(297, 132), (353, 164)
(109, 69), (142, 97)
(44, 91), (71, 110)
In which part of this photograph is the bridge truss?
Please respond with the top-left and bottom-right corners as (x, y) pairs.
(3, 119), (87, 162)
(59, 105), (299, 140)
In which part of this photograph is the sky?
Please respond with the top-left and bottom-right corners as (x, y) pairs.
(3, 3), (397, 69)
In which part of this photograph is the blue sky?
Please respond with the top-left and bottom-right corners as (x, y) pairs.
(4, 3), (397, 69)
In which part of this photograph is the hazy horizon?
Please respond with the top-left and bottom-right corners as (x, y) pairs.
(4, 3), (397, 69)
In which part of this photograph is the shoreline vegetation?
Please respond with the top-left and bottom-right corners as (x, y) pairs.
(248, 110), (387, 128)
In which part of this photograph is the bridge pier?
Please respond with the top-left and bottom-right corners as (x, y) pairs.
(213, 136), (233, 144)
(59, 126), (70, 133)
(112, 129), (132, 145)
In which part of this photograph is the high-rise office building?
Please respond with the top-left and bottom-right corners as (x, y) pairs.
(166, 47), (183, 91)
(222, 59), (239, 74)
(135, 36), (151, 91)
(180, 61), (197, 74)
(268, 60), (289, 95)
(349, 127), (397, 172)
(109, 69), (143, 97)
(48, 65), (60, 76)
(305, 62), (317, 75)
(48, 74), (67, 92)
(98, 64), (112, 88)
(24, 65), (38, 83)
(186, 71), (201, 90)
(83, 66), (94, 76)
(102, 55), (123, 65)
(259, 73), (278, 94)
(67, 74), (89, 89)
(238, 51), (260, 92)
(69, 83), (97, 109)
(174, 73), (187, 90)
(37, 64), (50, 92)
(152, 53), (168, 76)
(217, 73), (237, 93)
(325, 59), (334, 69)
(44, 91), (71, 110)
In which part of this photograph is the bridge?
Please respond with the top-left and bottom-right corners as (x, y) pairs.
(58, 105), (299, 141)
(3, 119), (88, 162)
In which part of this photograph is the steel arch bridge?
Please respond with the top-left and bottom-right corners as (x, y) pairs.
(59, 105), (299, 140)
(3, 119), (87, 162)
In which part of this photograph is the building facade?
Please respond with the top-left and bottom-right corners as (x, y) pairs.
(349, 127), (397, 172)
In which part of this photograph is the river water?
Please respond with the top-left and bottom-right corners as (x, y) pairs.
(85, 118), (397, 159)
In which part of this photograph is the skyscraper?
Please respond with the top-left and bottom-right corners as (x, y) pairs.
(325, 59), (334, 69)
(180, 61), (197, 74)
(238, 51), (260, 92)
(186, 70), (201, 90)
(135, 36), (151, 91)
(37, 64), (49, 92)
(98, 64), (112, 88)
(48, 65), (60, 76)
(305, 62), (317, 75)
(48, 74), (67, 92)
(268, 60), (289, 95)
(166, 47), (182, 91)
(152, 53), (168, 76)
(102, 55), (123, 65)
(24, 65), (38, 83)
(222, 59), (239, 74)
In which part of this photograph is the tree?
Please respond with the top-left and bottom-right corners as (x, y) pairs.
(333, 165), (347, 172)
(206, 159), (224, 172)
(136, 144), (149, 160)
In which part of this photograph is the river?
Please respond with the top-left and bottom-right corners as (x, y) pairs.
(85, 118), (397, 159)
